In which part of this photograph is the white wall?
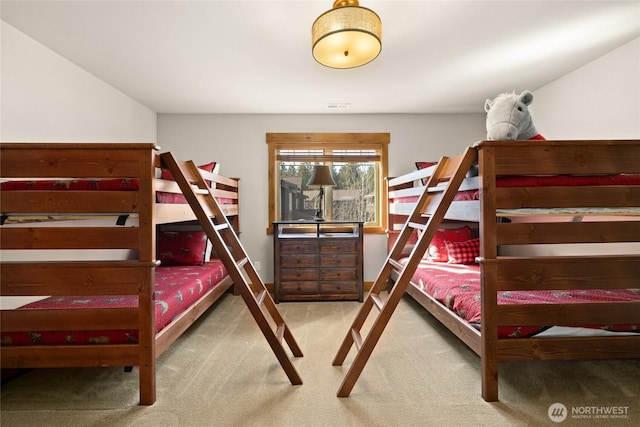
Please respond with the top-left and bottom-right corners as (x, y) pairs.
(157, 113), (486, 283)
(0, 22), (156, 142)
(532, 37), (640, 139)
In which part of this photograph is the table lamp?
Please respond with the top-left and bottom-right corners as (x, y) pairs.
(307, 165), (337, 221)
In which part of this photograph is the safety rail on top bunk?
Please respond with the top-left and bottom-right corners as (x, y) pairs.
(0, 143), (239, 232)
(152, 156), (240, 231)
(474, 139), (640, 249)
(473, 140), (640, 309)
(0, 142), (159, 262)
(387, 162), (480, 223)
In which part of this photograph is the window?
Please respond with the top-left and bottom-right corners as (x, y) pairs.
(266, 133), (389, 234)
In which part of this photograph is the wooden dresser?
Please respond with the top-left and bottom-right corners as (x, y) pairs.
(273, 220), (364, 303)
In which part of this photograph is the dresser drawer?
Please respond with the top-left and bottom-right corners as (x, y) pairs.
(279, 240), (318, 254)
(280, 268), (319, 281)
(320, 268), (357, 281)
(280, 282), (318, 294)
(319, 239), (357, 254)
(320, 282), (358, 294)
(320, 254), (357, 268)
(280, 254), (317, 268)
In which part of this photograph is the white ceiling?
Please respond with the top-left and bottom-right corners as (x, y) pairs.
(2, 1), (639, 114)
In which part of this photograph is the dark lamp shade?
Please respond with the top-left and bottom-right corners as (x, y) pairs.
(307, 165), (337, 187)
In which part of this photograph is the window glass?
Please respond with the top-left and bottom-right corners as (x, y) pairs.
(267, 133), (389, 234)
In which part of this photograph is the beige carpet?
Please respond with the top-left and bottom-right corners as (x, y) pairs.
(1, 294), (639, 426)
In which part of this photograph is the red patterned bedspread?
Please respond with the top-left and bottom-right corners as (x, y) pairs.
(0, 261), (228, 346)
(0, 178), (138, 191)
(406, 260), (640, 338)
(393, 174), (640, 204)
(0, 179), (233, 205)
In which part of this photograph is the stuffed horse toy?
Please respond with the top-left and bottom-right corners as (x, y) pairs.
(484, 90), (545, 140)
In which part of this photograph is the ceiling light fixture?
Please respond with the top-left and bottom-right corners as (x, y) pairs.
(312, 0), (382, 69)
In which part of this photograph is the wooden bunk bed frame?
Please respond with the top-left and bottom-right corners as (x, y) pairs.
(334, 140), (640, 401)
(0, 142), (302, 405)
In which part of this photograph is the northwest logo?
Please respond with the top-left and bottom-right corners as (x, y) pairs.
(548, 403), (568, 423)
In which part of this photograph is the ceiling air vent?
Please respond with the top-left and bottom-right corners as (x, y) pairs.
(326, 103), (351, 110)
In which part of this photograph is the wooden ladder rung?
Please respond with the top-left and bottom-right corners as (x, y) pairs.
(408, 221), (426, 231)
(351, 328), (363, 351)
(236, 257), (249, 269)
(214, 223), (229, 231)
(370, 294), (385, 311)
(388, 258), (404, 273)
(427, 183), (448, 193)
(256, 290), (267, 306)
(275, 323), (285, 343)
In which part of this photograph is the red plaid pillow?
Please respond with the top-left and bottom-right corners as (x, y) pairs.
(445, 238), (480, 264)
(157, 231), (208, 266)
(425, 226), (472, 262)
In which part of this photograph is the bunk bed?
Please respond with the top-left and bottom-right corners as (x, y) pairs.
(0, 142), (240, 405)
(384, 139), (640, 401)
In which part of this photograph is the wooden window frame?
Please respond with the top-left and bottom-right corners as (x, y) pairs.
(266, 132), (389, 235)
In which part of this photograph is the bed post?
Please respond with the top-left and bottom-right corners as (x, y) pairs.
(477, 142), (500, 401)
(137, 147), (158, 405)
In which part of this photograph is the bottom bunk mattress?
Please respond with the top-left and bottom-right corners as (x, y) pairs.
(1, 261), (228, 346)
(404, 260), (640, 338)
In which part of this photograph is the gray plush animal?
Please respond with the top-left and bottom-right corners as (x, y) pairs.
(484, 90), (545, 141)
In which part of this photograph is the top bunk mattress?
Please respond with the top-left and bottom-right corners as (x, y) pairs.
(389, 173), (640, 217)
(0, 178), (235, 205)
(393, 173), (640, 202)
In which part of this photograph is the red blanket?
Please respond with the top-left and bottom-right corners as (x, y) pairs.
(407, 261), (640, 338)
(0, 261), (228, 346)
(394, 174), (640, 205)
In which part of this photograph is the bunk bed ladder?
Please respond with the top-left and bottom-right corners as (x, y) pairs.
(160, 152), (303, 386)
(332, 147), (477, 397)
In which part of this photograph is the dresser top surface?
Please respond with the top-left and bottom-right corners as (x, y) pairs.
(273, 220), (364, 225)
